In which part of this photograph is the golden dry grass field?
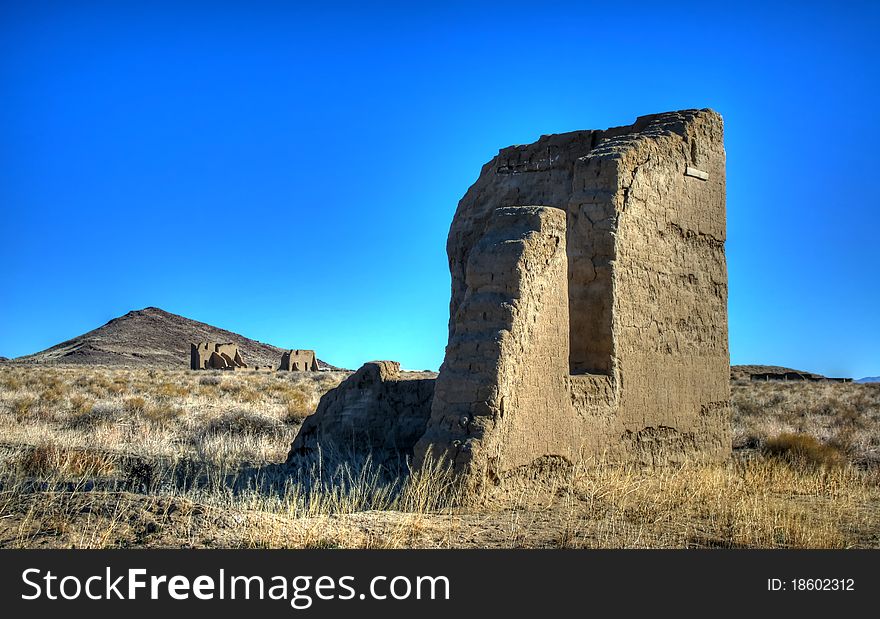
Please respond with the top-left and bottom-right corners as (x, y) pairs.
(0, 365), (877, 549)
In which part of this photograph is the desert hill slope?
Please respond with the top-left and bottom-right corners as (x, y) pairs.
(15, 307), (337, 370)
(730, 364), (825, 380)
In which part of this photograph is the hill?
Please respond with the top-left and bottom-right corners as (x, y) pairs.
(15, 307), (338, 370)
(857, 376), (880, 384)
(730, 364), (825, 381)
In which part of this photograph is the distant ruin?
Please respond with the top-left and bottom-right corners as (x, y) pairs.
(279, 350), (318, 372)
(191, 342), (248, 370)
(750, 372), (852, 383)
(287, 109), (731, 484)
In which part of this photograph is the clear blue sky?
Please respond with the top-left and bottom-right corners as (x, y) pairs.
(1, 1), (878, 377)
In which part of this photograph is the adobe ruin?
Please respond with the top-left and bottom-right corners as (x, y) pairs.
(750, 372), (852, 383)
(288, 361), (435, 470)
(287, 109), (731, 483)
(190, 342), (248, 370)
(279, 349), (318, 372)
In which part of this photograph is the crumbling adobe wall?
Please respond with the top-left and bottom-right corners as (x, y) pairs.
(598, 112), (730, 463)
(414, 207), (575, 478)
(286, 361), (435, 471)
(280, 349), (318, 372)
(190, 342), (248, 370)
(414, 109), (730, 480)
(287, 109), (730, 485)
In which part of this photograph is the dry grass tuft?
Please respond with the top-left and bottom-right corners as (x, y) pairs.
(763, 432), (845, 468)
(66, 401), (126, 430)
(16, 443), (116, 478)
(10, 395), (37, 419)
(283, 388), (312, 424)
(201, 410), (284, 439)
(69, 393), (93, 415)
(124, 396), (147, 413)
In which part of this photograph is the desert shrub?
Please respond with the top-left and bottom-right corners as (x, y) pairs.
(832, 403), (862, 428)
(732, 397), (764, 418)
(156, 382), (190, 398)
(9, 395), (38, 419)
(201, 410), (284, 438)
(847, 388), (877, 412)
(17, 443), (115, 477)
(1, 374), (23, 391)
(124, 458), (155, 490)
(219, 381), (244, 395)
(264, 381), (289, 394)
(86, 382), (109, 398)
(317, 375), (344, 392)
(283, 388), (313, 424)
(68, 393), (93, 415)
(199, 375), (223, 386)
(40, 384), (68, 405)
(107, 380), (128, 395)
(141, 404), (184, 426)
(236, 389), (261, 404)
(763, 432), (845, 468)
(17, 444), (60, 476)
(67, 401), (126, 429)
(765, 391), (786, 407)
(38, 374), (63, 389)
(124, 396), (147, 413)
(807, 396), (844, 417)
(731, 431), (762, 450)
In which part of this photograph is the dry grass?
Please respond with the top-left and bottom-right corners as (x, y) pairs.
(491, 452), (878, 549)
(731, 379), (880, 466)
(0, 365), (342, 464)
(0, 364), (877, 549)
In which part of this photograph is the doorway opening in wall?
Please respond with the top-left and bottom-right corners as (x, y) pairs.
(567, 206), (614, 377)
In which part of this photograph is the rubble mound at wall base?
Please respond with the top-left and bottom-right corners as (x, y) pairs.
(286, 361), (435, 473)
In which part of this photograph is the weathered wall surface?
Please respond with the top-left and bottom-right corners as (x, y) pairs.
(598, 112), (730, 463)
(280, 349), (318, 372)
(413, 207), (574, 479)
(445, 131), (598, 337)
(286, 361), (435, 470)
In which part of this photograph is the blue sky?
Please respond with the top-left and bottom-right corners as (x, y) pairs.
(1, 1), (877, 377)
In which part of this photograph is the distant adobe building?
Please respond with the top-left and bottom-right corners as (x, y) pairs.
(191, 342), (248, 370)
(750, 372), (852, 383)
(280, 349), (318, 372)
(288, 109), (732, 486)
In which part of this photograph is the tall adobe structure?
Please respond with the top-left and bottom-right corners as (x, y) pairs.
(413, 109), (730, 480)
(280, 349), (318, 372)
